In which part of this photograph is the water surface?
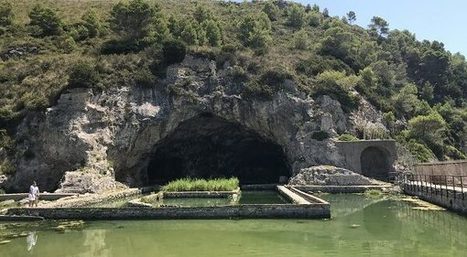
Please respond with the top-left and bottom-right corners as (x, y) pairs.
(1, 194), (466, 257)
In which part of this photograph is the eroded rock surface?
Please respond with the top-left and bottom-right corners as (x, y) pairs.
(4, 56), (387, 193)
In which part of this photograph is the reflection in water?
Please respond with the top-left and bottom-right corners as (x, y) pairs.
(26, 231), (37, 252)
(320, 193), (386, 218)
(1, 195), (466, 257)
(78, 230), (110, 257)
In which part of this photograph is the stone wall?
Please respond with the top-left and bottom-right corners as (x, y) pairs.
(414, 160), (467, 176)
(294, 185), (392, 193)
(403, 185), (467, 215)
(336, 140), (397, 181)
(7, 204), (330, 219)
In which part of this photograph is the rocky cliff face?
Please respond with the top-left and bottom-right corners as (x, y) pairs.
(3, 56), (387, 193)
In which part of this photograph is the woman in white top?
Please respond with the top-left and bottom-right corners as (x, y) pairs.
(28, 181), (40, 207)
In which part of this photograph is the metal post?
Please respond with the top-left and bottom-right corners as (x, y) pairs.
(417, 175), (420, 192)
(461, 176), (464, 200)
(445, 175), (448, 198)
(428, 175), (433, 195)
(452, 176), (456, 199)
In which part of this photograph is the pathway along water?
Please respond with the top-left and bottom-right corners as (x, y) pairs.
(1, 194), (466, 257)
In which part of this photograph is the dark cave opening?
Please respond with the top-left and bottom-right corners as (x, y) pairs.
(360, 146), (390, 181)
(145, 114), (291, 185)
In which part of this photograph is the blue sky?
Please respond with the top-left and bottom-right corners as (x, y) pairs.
(294, 0), (467, 55)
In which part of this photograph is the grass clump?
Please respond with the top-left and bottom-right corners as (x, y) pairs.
(338, 133), (358, 141)
(162, 178), (239, 192)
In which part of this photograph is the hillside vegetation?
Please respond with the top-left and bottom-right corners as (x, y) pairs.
(0, 0), (466, 163)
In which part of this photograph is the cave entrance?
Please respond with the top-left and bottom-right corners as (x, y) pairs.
(145, 114), (291, 185)
(360, 147), (390, 181)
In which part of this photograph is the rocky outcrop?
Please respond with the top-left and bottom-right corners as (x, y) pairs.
(4, 55), (389, 193)
(55, 170), (127, 194)
(288, 165), (382, 185)
(0, 44), (40, 61)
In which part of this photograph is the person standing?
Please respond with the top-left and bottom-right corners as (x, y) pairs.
(28, 181), (40, 207)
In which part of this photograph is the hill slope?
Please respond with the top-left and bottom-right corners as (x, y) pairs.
(0, 0), (466, 179)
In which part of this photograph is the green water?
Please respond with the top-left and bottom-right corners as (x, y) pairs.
(159, 191), (289, 206)
(1, 194), (467, 257)
(239, 190), (288, 204)
(161, 197), (233, 207)
(91, 191), (287, 207)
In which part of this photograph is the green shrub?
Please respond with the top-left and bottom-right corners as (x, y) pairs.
(203, 20), (222, 47)
(286, 4), (306, 28)
(216, 44), (238, 67)
(295, 55), (352, 76)
(162, 178), (239, 192)
(263, 1), (280, 21)
(259, 68), (292, 87)
(338, 133), (358, 141)
(28, 5), (63, 37)
(0, 129), (14, 150)
(313, 70), (360, 111)
(0, 159), (15, 175)
(68, 61), (100, 89)
(292, 29), (308, 50)
(110, 0), (159, 40)
(239, 13), (271, 51)
(81, 10), (101, 38)
(162, 39), (187, 65)
(56, 36), (76, 53)
(193, 5), (213, 23)
(134, 69), (155, 88)
(406, 140), (435, 162)
(230, 66), (248, 83)
(0, 1), (14, 27)
(101, 38), (147, 54)
(308, 12), (321, 27)
(242, 80), (273, 100)
(311, 131), (329, 141)
(445, 145), (466, 160)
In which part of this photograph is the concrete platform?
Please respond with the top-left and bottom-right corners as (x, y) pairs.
(0, 214), (45, 222)
(5, 186), (331, 220)
(294, 184), (392, 193)
(0, 193), (77, 202)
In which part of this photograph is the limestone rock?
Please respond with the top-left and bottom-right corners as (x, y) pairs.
(56, 171), (127, 194)
(4, 55), (389, 193)
(0, 200), (15, 207)
(126, 199), (153, 208)
(0, 175), (7, 188)
(288, 165), (381, 185)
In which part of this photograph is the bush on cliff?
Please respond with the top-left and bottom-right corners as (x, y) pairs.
(162, 39), (187, 65)
(68, 61), (101, 89)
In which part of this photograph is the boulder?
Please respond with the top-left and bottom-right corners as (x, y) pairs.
(288, 165), (381, 186)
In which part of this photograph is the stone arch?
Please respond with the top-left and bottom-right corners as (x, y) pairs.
(119, 113), (292, 186)
(360, 146), (391, 181)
